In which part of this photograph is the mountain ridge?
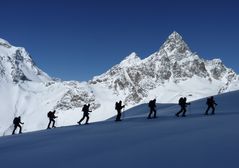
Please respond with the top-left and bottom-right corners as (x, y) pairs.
(0, 31), (239, 136)
(90, 31), (239, 104)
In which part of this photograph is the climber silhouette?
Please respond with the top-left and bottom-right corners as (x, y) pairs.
(115, 101), (125, 121)
(176, 97), (190, 117)
(47, 110), (57, 129)
(147, 99), (157, 119)
(205, 96), (217, 115)
(12, 116), (24, 135)
(78, 104), (92, 125)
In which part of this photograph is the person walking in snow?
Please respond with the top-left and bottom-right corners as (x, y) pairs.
(115, 100), (125, 121)
(47, 110), (58, 129)
(147, 99), (157, 119)
(12, 116), (24, 135)
(176, 97), (190, 117)
(205, 96), (217, 115)
(78, 104), (92, 125)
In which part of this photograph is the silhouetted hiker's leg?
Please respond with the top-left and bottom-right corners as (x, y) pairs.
(176, 107), (183, 117)
(148, 109), (153, 119)
(47, 120), (52, 129)
(205, 106), (210, 115)
(19, 125), (22, 134)
(118, 110), (121, 120)
(79, 116), (86, 124)
(115, 113), (119, 121)
(153, 109), (157, 118)
(211, 106), (215, 115)
(12, 126), (17, 135)
(85, 115), (89, 124)
(182, 107), (187, 117)
(52, 119), (56, 128)
(115, 111), (119, 121)
(116, 110), (121, 121)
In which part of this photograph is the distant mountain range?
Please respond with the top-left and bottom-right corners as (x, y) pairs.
(0, 31), (238, 136)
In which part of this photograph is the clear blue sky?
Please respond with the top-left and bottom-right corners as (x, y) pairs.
(0, 0), (238, 81)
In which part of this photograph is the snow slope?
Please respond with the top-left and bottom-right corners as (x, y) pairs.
(0, 32), (239, 136)
(0, 90), (238, 168)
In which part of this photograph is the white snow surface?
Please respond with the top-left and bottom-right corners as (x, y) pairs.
(0, 90), (239, 168)
(0, 31), (239, 136)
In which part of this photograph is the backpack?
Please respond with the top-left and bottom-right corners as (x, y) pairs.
(115, 102), (118, 110)
(47, 111), (52, 118)
(178, 97), (184, 105)
(82, 105), (88, 112)
(148, 100), (152, 107)
(13, 117), (19, 125)
(206, 98), (210, 105)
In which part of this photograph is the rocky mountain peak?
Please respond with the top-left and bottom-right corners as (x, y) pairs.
(118, 52), (141, 68)
(168, 31), (183, 40)
(159, 31), (191, 57)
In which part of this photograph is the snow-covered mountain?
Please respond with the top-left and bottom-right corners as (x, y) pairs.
(1, 90), (239, 168)
(90, 31), (239, 104)
(0, 32), (239, 136)
(0, 38), (99, 135)
(0, 38), (51, 82)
